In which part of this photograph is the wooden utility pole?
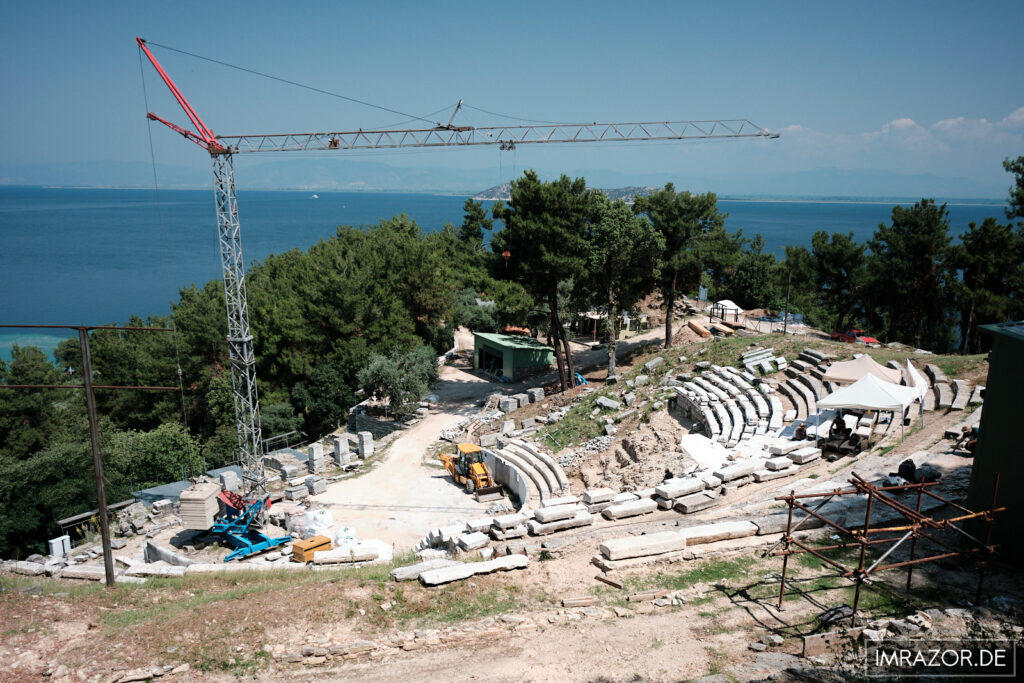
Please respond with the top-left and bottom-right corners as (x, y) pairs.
(0, 324), (177, 587)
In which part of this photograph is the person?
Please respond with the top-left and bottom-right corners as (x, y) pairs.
(829, 415), (844, 440)
(794, 423), (807, 440)
(663, 468), (674, 481)
(954, 425), (979, 454)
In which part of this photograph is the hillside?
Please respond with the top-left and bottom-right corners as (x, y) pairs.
(473, 183), (660, 202)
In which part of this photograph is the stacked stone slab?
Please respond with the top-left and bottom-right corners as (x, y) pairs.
(180, 482), (220, 530)
(308, 443), (326, 474)
(527, 510), (594, 536)
(933, 382), (953, 409)
(284, 485), (308, 501)
(511, 393), (530, 409)
(305, 475), (326, 495)
(357, 431), (374, 458)
(333, 436), (350, 467)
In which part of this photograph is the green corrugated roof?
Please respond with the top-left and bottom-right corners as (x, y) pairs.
(473, 332), (553, 351)
(979, 320), (1024, 343)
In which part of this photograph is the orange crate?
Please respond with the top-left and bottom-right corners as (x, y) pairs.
(291, 535), (332, 563)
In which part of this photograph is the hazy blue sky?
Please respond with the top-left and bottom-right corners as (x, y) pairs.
(1, 1), (1022, 195)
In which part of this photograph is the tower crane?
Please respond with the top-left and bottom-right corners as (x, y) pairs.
(137, 37), (779, 502)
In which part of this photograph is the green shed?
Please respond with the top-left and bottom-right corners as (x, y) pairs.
(966, 320), (1023, 562)
(473, 332), (553, 381)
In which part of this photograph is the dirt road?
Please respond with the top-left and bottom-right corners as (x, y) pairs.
(314, 326), (670, 549)
(315, 362), (505, 549)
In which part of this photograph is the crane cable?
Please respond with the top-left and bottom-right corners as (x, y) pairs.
(142, 40), (440, 128)
(138, 45), (190, 431)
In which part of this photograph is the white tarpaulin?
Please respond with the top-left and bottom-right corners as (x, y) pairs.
(817, 373), (921, 412)
(707, 299), (743, 315)
(822, 354), (903, 385)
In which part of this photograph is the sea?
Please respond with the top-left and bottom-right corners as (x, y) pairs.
(0, 186), (1005, 361)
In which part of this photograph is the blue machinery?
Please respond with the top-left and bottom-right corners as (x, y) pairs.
(210, 496), (291, 562)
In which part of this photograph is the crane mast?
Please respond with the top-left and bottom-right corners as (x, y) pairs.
(137, 37), (778, 500)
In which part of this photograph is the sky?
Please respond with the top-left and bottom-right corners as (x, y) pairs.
(1, 1), (1022, 196)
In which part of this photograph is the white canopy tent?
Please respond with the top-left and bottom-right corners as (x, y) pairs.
(817, 373), (922, 441)
(822, 354), (903, 385)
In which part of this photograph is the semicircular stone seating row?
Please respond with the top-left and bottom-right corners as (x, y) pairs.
(482, 439), (570, 508)
(672, 362), (849, 447)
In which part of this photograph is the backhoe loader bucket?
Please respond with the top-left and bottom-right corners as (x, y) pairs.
(474, 485), (504, 502)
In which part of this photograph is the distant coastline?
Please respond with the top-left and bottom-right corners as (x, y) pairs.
(0, 183), (1004, 206)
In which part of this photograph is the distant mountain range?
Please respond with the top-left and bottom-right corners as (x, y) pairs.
(0, 159), (1005, 201)
(472, 183), (660, 202)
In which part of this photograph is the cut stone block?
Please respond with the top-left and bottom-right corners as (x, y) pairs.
(679, 520), (757, 545)
(582, 487), (617, 504)
(390, 559), (460, 582)
(534, 504), (581, 523)
(601, 498), (657, 520)
(527, 512), (594, 536)
(333, 436), (350, 466)
(492, 513), (528, 530)
(644, 356), (665, 372)
(59, 565), (113, 581)
(527, 388), (545, 403)
(623, 392), (636, 407)
(490, 524), (527, 541)
(783, 409), (797, 422)
(125, 562), (186, 578)
(713, 461), (759, 482)
(465, 518), (494, 533)
(950, 379), (970, 411)
(314, 543), (380, 564)
(600, 530), (688, 561)
(634, 375), (649, 387)
(595, 396), (621, 411)
(284, 485), (308, 501)
(754, 466), (799, 482)
(512, 393), (530, 409)
(8, 560), (45, 576)
(673, 492), (717, 513)
(654, 477), (705, 500)
(765, 456), (793, 471)
(418, 554), (529, 586)
(219, 470), (240, 493)
(457, 532), (489, 551)
(501, 419), (515, 435)
(769, 440), (803, 455)
(613, 492), (639, 503)
(788, 447), (822, 464)
(498, 398), (517, 413)
(540, 495), (579, 508)
(934, 382), (953, 409)
(357, 431), (374, 458)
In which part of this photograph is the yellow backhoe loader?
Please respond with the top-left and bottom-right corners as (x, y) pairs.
(440, 443), (503, 500)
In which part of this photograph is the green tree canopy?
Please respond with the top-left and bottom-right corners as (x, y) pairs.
(951, 217), (1024, 352)
(357, 345), (439, 416)
(811, 231), (868, 333)
(866, 200), (957, 351)
(634, 185), (725, 348)
(491, 171), (603, 390)
(584, 198), (664, 375)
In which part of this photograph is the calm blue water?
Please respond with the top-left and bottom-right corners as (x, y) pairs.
(0, 186), (1004, 360)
